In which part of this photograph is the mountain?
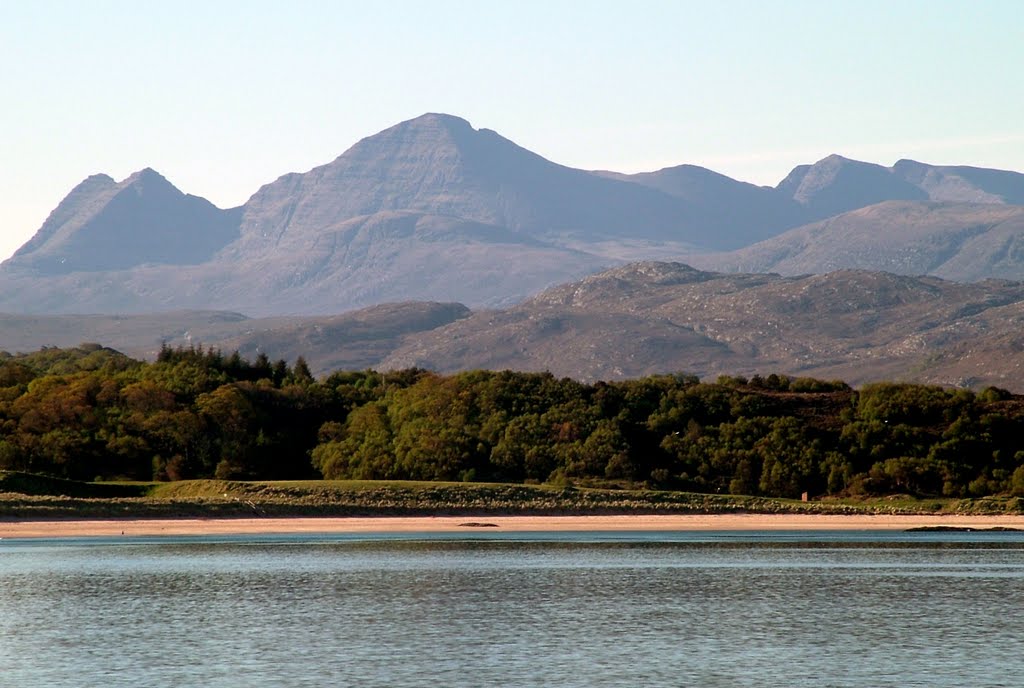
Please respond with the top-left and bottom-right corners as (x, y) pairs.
(688, 201), (1024, 282)
(3, 114), (1024, 316)
(774, 154), (1024, 220)
(776, 154), (929, 220)
(0, 114), (715, 315)
(0, 209), (611, 315)
(595, 164), (807, 246)
(230, 113), (707, 257)
(5, 169), (241, 274)
(893, 159), (1024, 204)
(380, 262), (1024, 390)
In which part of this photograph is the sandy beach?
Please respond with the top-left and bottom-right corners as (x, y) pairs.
(2, 513), (1024, 538)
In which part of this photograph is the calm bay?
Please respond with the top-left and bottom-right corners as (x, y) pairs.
(1, 531), (1021, 687)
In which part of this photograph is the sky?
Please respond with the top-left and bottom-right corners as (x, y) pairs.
(2, 0), (1022, 261)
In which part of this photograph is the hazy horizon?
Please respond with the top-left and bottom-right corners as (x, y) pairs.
(3, 1), (1022, 261)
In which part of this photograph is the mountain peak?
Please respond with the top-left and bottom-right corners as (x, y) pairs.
(397, 112), (473, 130)
(776, 154), (927, 219)
(236, 112), (701, 251)
(891, 159), (1024, 205)
(117, 168), (187, 203)
(126, 166), (164, 180)
(355, 112), (482, 154)
(893, 158), (927, 168)
(891, 159), (935, 187)
(79, 172), (117, 188)
(6, 169), (239, 275)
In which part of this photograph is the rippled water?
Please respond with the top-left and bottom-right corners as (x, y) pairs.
(1, 531), (1022, 687)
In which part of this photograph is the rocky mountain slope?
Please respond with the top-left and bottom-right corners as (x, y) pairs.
(680, 156), (1024, 281)
(7, 261), (1024, 390)
(689, 201), (1024, 282)
(229, 113), (705, 255)
(380, 262), (1024, 390)
(5, 169), (240, 274)
(892, 159), (1024, 204)
(3, 114), (1024, 316)
(773, 154), (1024, 218)
(775, 154), (929, 220)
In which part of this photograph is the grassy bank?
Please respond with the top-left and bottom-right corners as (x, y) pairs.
(1, 472), (1022, 519)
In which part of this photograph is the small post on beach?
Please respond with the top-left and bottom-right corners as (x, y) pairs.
(801, 491), (809, 502)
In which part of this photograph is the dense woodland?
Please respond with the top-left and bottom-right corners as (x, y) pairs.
(1, 344), (1024, 499)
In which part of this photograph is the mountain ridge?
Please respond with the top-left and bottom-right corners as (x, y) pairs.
(229, 112), (707, 259)
(4, 113), (1024, 316)
(688, 201), (1024, 282)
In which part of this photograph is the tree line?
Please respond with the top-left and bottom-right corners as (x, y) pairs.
(1, 344), (1023, 499)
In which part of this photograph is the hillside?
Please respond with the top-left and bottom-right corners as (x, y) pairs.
(0, 114), (703, 315)
(0, 302), (470, 376)
(381, 262), (1024, 389)
(689, 201), (1024, 282)
(775, 154), (928, 219)
(8, 261), (1024, 390)
(230, 113), (704, 253)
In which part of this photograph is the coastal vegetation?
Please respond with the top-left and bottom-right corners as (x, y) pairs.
(2, 344), (1024, 508)
(1, 473), (1021, 519)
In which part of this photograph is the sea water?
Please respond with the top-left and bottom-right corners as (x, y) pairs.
(1, 531), (1021, 687)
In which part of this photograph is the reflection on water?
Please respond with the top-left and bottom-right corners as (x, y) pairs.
(1, 532), (1022, 687)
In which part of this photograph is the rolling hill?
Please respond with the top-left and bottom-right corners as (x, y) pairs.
(379, 262), (1024, 389)
(9, 262), (1024, 391)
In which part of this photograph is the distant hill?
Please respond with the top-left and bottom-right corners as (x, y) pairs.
(892, 159), (1024, 204)
(380, 262), (1024, 390)
(8, 262), (1024, 390)
(3, 114), (1024, 316)
(775, 154), (928, 220)
(771, 153), (1024, 225)
(689, 201), (1024, 282)
(0, 302), (469, 376)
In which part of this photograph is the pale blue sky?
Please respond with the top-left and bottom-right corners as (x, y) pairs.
(2, 0), (1022, 260)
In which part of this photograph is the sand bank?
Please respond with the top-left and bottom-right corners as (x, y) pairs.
(2, 513), (1024, 539)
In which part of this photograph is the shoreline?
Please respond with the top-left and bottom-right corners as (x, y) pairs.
(3, 513), (1024, 539)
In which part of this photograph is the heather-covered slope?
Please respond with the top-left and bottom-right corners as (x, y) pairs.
(381, 262), (1024, 389)
(0, 301), (470, 376)
(8, 261), (1024, 390)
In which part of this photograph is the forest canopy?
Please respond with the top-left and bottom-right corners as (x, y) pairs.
(2, 344), (1024, 500)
